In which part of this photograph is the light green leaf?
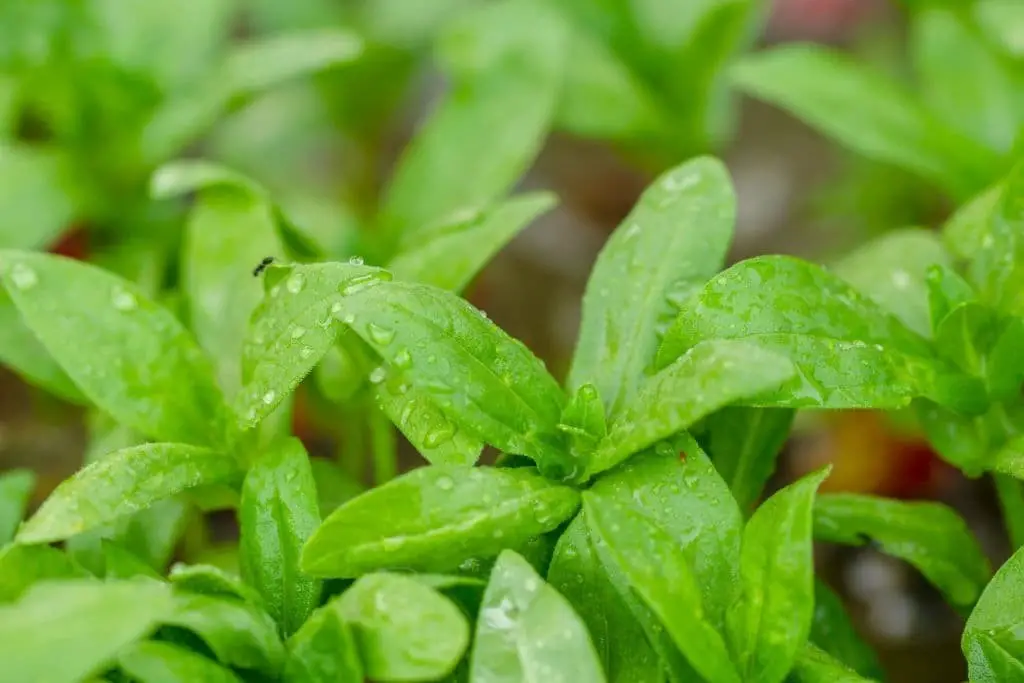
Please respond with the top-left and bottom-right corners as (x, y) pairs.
(341, 572), (468, 680)
(585, 495), (740, 683)
(731, 44), (997, 198)
(301, 465), (579, 578)
(811, 581), (885, 679)
(943, 182), (1003, 262)
(0, 287), (83, 402)
(240, 438), (321, 636)
(0, 250), (233, 446)
(557, 382), (608, 462)
(388, 192), (556, 293)
(976, 0), (1024, 57)
(699, 407), (795, 513)
(790, 642), (878, 683)
(968, 160), (1024, 316)
(380, 0), (566, 241)
(569, 157), (737, 417)
(993, 435), (1024, 481)
(831, 228), (953, 337)
(964, 544), (1024, 681)
(0, 143), (78, 250)
(0, 469), (34, 544)
(470, 549), (605, 683)
(587, 339), (793, 478)
(283, 600), (363, 683)
(814, 493), (990, 606)
(168, 563), (263, 605)
(0, 579), (174, 683)
(658, 255), (985, 413)
(166, 592), (285, 676)
(727, 466), (831, 683)
(926, 263), (976, 335)
(0, 544), (89, 603)
(16, 444), (240, 545)
(102, 541), (163, 580)
(547, 517), (660, 682)
(119, 640), (243, 683)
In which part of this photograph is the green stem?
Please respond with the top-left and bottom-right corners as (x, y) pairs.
(994, 473), (1024, 552)
(369, 405), (398, 486)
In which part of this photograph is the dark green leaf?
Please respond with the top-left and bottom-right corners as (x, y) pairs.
(0, 469), (34, 544)
(814, 493), (990, 606)
(309, 458), (365, 516)
(789, 642), (878, 683)
(0, 287), (83, 402)
(168, 563), (263, 605)
(658, 255), (985, 413)
(727, 467), (831, 683)
(0, 143), (78, 250)
(302, 465), (580, 577)
(585, 495), (740, 683)
(102, 541), (163, 580)
(731, 44), (997, 198)
(0, 543), (89, 603)
(119, 640), (243, 683)
(470, 549), (605, 683)
(340, 572), (468, 680)
(0, 250), (233, 447)
(569, 157), (737, 417)
(968, 160), (1024, 317)
(283, 600), (363, 683)
(586, 339), (793, 478)
(240, 438), (322, 636)
(0, 579), (174, 683)
(16, 444), (240, 545)
(810, 581), (884, 679)
(964, 544), (1024, 680)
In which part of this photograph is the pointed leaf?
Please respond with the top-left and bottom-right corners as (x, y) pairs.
(0, 288), (83, 402)
(968, 160), (1024, 316)
(119, 640), (243, 683)
(964, 544), (1024, 680)
(0, 469), (34, 544)
(168, 563), (263, 606)
(283, 600), (363, 683)
(790, 643), (879, 683)
(811, 580), (885, 679)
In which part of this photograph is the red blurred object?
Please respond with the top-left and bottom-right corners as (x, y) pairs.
(48, 227), (89, 260)
(767, 0), (885, 41)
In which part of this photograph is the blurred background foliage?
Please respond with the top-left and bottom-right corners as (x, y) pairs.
(3, 0), (1024, 680)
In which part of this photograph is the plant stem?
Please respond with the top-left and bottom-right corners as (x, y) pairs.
(994, 473), (1024, 552)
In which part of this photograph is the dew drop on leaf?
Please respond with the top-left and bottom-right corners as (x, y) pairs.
(392, 348), (412, 368)
(423, 419), (456, 448)
(286, 273), (306, 294)
(367, 322), (395, 345)
(435, 476), (454, 491)
(290, 326), (306, 340)
(348, 255), (365, 266)
(10, 263), (38, 290)
(654, 441), (675, 457)
(369, 366), (387, 384)
(338, 271), (392, 296)
(342, 313), (356, 325)
(261, 390), (276, 405)
(111, 286), (137, 311)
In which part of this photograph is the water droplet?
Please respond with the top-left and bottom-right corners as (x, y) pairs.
(331, 302), (343, 315)
(367, 322), (395, 345)
(286, 273), (305, 294)
(369, 366), (387, 384)
(348, 255), (365, 266)
(891, 269), (911, 289)
(654, 442), (675, 457)
(111, 287), (137, 311)
(299, 346), (314, 359)
(290, 326), (306, 339)
(341, 313), (356, 325)
(424, 420), (456, 448)
(482, 598), (518, 630)
(392, 348), (412, 368)
(339, 271), (392, 296)
(524, 578), (538, 592)
(253, 330), (266, 345)
(261, 390), (276, 405)
(10, 263), (37, 290)
(435, 476), (454, 491)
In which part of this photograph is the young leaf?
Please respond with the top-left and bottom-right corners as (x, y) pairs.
(0, 250), (233, 447)
(831, 228), (953, 337)
(963, 544), (1024, 680)
(168, 563), (263, 606)
(337, 280), (569, 476)
(388, 193), (556, 293)
(235, 261), (391, 429)
(814, 493), (991, 606)
(119, 640), (243, 683)
(0, 543), (89, 603)
(340, 573), (469, 681)
(699, 407), (795, 513)
(658, 255), (985, 413)
(569, 157), (737, 417)
(943, 182), (1003, 262)
(301, 465), (579, 577)
(0, 469), (34, 544)
(586, 339), (793, 478)
(0, 579), (174, 683)
(0, 142), (78, 251)
(380, 0), (566, 241)
(968, 160), (1024, 317)
(283, 601), (363, 683)
(470, 549), (605, 683)
(547, 517), (661, 682)
(790, 642), (879, 683)
(0, 289), (83, 403)
(165, 592), (285, 676)
(16, 443), (241, 545)
(239, 438), (321, 636)
(811, 581), (885, 679)
(730, 44), (996, 198)
(584, 495), (741, 683)
(557, 382), (608, 461)
(727, 466), (831, 683)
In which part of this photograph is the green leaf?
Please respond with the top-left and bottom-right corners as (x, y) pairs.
(283, 600), (363, 683)
(586, 339), (793, 478)
(831, 228), (953, 337)
(336, 280), (569, 476)
(993, 436), (1024, 481)
(658, 255), (985, 413)
(0, 579), (174, 683)
(235, 261), (391, 429)
(102, 540), (163, 580)
(302, 465), (579, 578)
(727, 466), (831, 683)
(569, 157), (737, 417)
(926, 263), (976, 335)
(16, 443), (241, 545)
(240, 438), (321, 636)
(119, 640), (243, 683)
(177, 166), (285, 394)
(168, 563), (263, 605)
(557, 382), (608, 462)
(911, 8), (1021, 153)
(380, 0), (566, 241)
(964, 544), (1024, 680)
(584, 495), (740, 683)
(470, 549), (605, 683)
(790, 642), (878, 683)
(976, 0), (1024, 58)
(340, 572), (469, 680)
(0, 469), (34, 544)
(731, 44), (997, 198)
(587, 436), (743, 630)
(810, 581), (884, 679)
(699, 407), (795, 513)
(547, 517), (660, 682)
(0, 543), (89, 603)
(968, 160), (1024, 317)
(994, 474), (1024, 552)
(943, 182), (1003, 261)
(0, 250), (233, 447)
(165, 592), (285, 676)
(0, 143), (79, 250)
(814, 493), (991, 606)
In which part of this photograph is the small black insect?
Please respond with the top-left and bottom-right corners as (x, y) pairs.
(252, 256), (275, 277)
